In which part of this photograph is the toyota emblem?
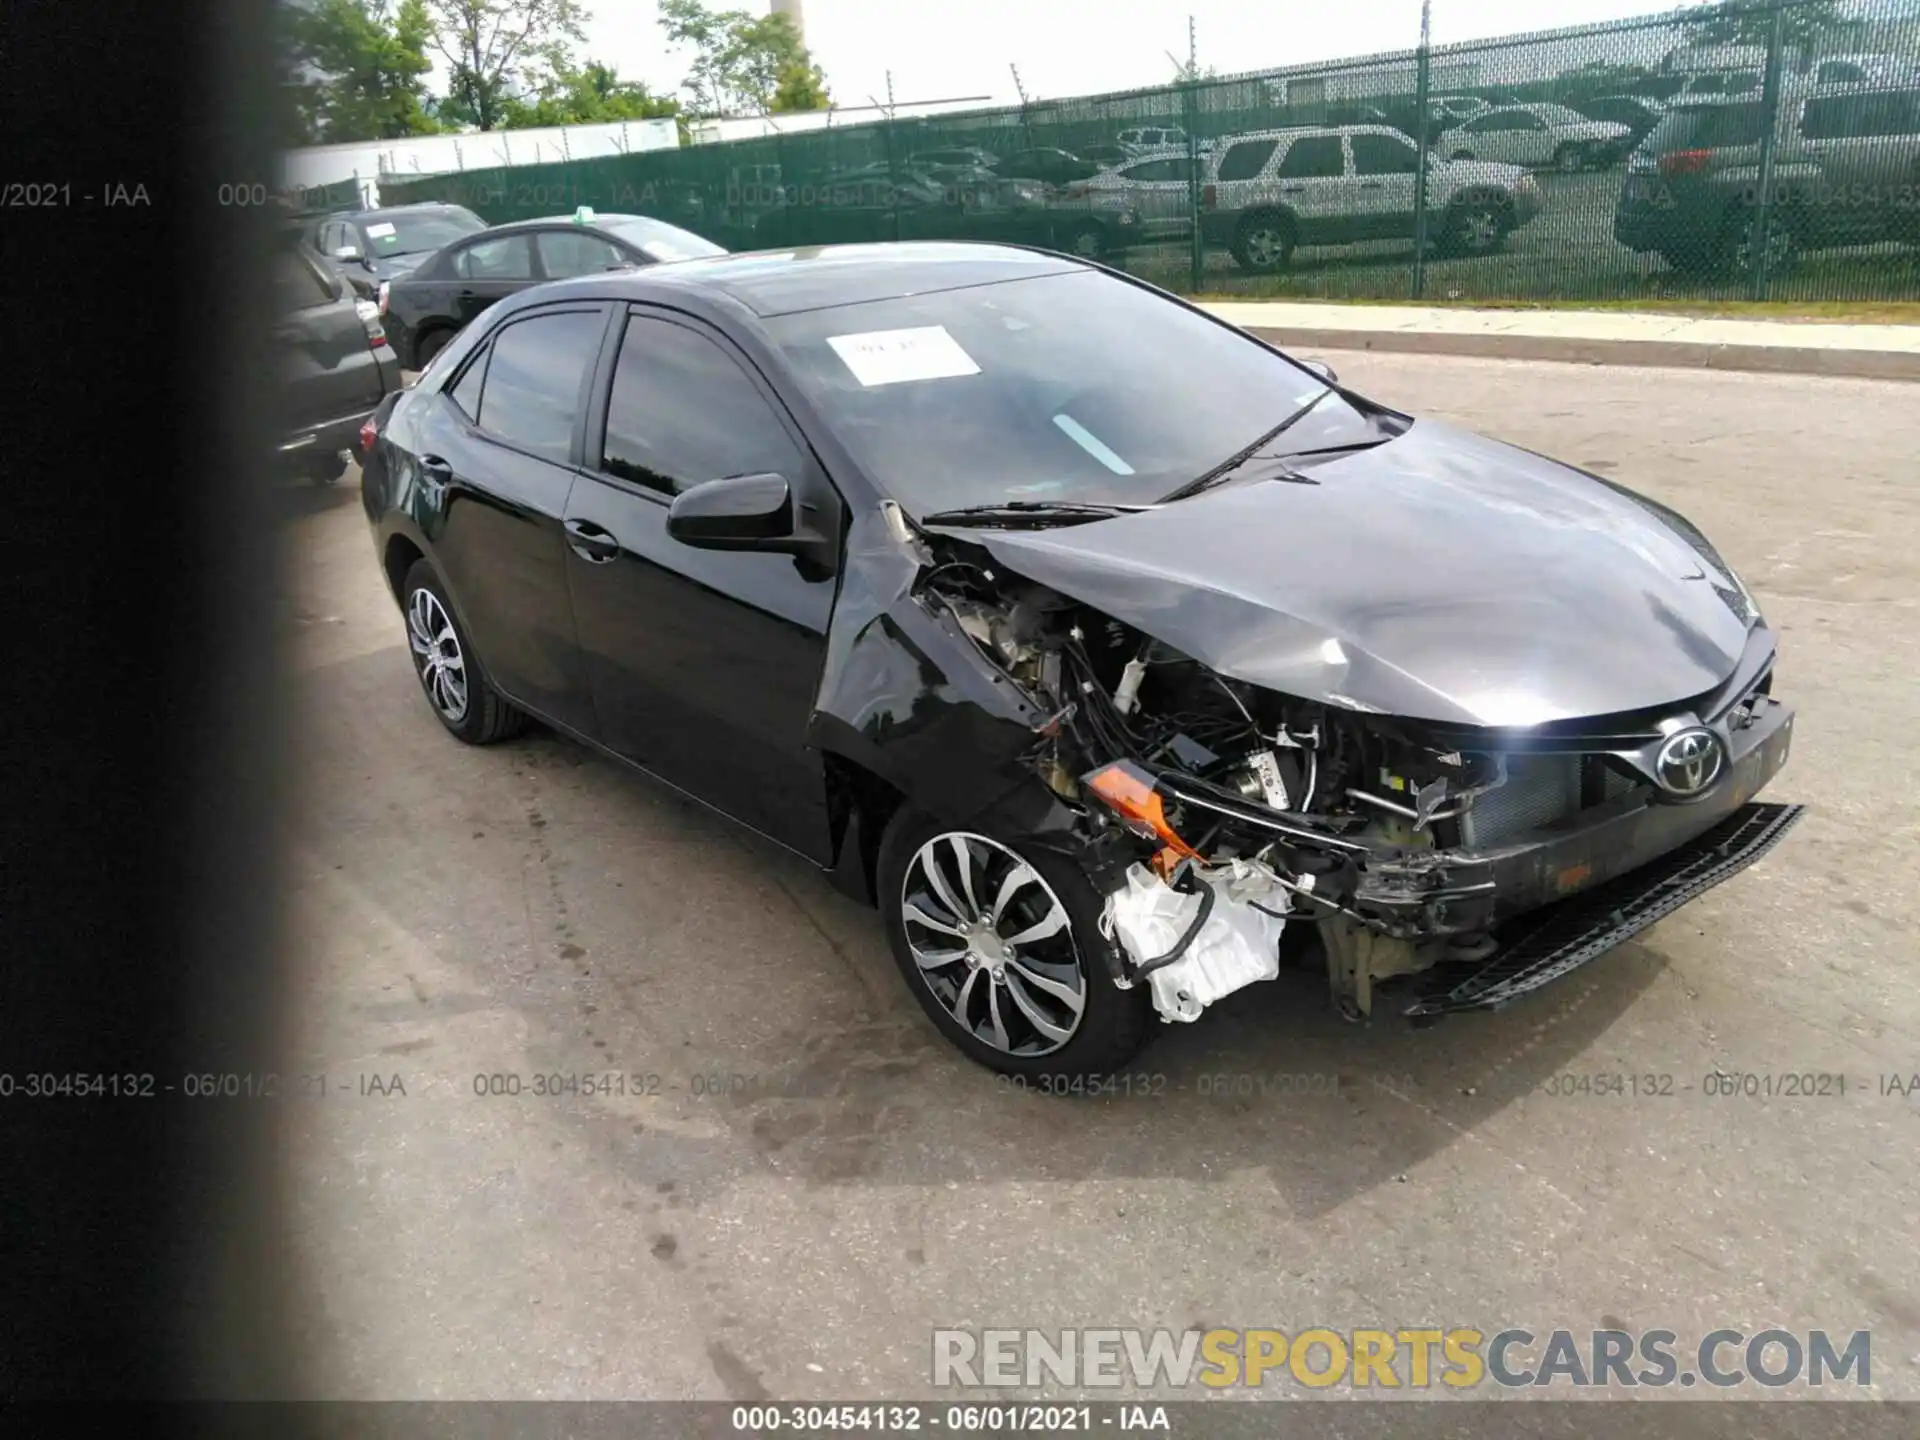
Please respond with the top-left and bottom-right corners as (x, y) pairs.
(1655, 728), (1724, 797)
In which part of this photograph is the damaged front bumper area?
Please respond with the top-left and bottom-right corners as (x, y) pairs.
(1089, 685), (1801, 1022)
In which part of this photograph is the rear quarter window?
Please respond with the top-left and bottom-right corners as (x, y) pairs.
(1646, 103), (1768, 152)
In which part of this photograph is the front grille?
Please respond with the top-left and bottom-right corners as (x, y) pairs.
(1459, 754), (1583, 847)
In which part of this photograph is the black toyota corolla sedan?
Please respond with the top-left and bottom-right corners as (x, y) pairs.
(360, 242), (1801, 1079)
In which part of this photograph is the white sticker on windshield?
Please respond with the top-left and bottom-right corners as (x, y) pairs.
(827, 325), (980, 387)
(364, 221), (397, 238)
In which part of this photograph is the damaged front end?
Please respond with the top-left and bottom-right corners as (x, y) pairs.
(901, 532), (1803, 1025)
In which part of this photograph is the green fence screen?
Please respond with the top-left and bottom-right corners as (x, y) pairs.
(377, 0), (1920, 305)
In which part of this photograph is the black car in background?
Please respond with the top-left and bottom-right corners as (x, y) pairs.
(753, 168), (1132, 256)
(273, 226), (401, 483)
(993, 147), (1103, 187)
(300, 201), (490, 300)
(360, 242), (1799, 1079)
(380, 211), (727, 370)
(1576, 94), (1667, 153)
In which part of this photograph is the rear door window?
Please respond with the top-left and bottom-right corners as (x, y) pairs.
(538, 230), (629, 278)
(1216, 139), (1278, 181)
(1275, 135), (1345, 179)
(473, 309), (606, 463)
(1801, 90), (1920, 140)
(1351, 134), (1420, 174)
(454, 234), (535, 280)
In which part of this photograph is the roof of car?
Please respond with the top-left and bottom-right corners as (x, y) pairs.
(518, 241), (1089, 320)
(340, 202), (473, 221)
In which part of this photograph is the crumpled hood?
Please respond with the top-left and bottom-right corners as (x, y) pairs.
(964, 419), (1756, 728)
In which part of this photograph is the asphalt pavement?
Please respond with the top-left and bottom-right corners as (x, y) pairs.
(276, 352), (1920, 1407)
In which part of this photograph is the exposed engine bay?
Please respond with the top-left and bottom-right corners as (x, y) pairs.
(909, 537), (1789, 1024)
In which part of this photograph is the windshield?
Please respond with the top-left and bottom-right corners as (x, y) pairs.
(355, 209), (486, 257)
(1532, 104), (1591, 126)
(1645, 101), (1769, 151)
(600, 217), (727, 262)
(765, 268), (1374, 515)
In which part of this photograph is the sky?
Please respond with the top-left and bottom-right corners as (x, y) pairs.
(572, 1), (1704, 112)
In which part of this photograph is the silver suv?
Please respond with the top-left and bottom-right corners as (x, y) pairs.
(1199, 125), (1543, 273)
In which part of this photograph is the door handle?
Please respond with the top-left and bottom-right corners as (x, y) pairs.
(565, 518), (620, 563)
(1280, 185), (1305, 194)
(1360, 181), (1384, 189)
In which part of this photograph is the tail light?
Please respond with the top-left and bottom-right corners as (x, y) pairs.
(377, 280), (390, 315)
(1658, 148), (1713, 177)
(1202, 183), (1218, 209)
(354, 298), (386, 347)
(358, 416), (378, 454)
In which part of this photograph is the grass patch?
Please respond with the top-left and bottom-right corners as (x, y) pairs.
(1186, 293), (1920, 324)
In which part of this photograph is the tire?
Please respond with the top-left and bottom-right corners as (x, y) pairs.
(876, 810), (1153, 1082)
(1438, 201), (1508, 258)
(399, 559), (529, 745)
(1061, 221), (1107, 260)
(306, 450), (347, 486)
(1230, 212), (1295, 274)
(414, 327), (453, 370)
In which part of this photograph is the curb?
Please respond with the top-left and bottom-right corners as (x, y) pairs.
(1231, 324), (1920, 382)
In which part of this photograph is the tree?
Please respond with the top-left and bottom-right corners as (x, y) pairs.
(1682, 0), (1856, 62)
(281, 0), (443, 145)
(497, 60), (683, 127)
(657, 0), (830, 116)
(424, 0), (588, 131)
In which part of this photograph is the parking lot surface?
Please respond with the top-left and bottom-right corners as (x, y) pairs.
(279, 352), (1920, 1404)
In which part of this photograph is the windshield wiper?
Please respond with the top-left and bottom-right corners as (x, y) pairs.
(918, 500), (1151, 528)
(1157, 385), (1335, 503)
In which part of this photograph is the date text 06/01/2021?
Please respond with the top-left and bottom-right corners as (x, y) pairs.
(728, 1404), (1170, 1433)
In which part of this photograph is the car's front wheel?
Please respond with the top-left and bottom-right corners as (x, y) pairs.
(877, 812), (1152, 1080)
(1231, 213), (1295, 273)
(414, 327), (454, 370)
(400, 559), (529, 745)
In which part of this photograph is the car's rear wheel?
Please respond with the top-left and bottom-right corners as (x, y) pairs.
(415, 328), (454, 370)
(1231, 213), (1295, 273)
(1722, 209), (1800, 278)
(1061, 221), (1107, 259)
(305, 449), (347, 485)
(1439, 201), (1508, 257)
(877, 812), (1152, 1081)
(400, 559), (528, 745)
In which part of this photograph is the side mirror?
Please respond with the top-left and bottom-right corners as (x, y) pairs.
(333, 244), (361, 262)
(667, 472), (798, 549)
(1299, 357), (1339, 385)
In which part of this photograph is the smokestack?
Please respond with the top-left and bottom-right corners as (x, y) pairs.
(770, 0), (805, 46)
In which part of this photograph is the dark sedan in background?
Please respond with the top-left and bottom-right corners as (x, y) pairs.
(300, 201), (490, 300)
(359, 241), (1800, 1079)
(379, 210), (726, 370)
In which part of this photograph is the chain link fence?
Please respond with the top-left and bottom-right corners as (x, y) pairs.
(377, 0), (1920, 305)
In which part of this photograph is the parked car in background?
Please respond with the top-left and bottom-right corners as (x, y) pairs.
(753, 165), (1131, 258)
(273, 225), (401, 483)
(1677, 70), (1762, 98)
(300, 202), (490, 300)
(1576, 94), (1668, 152)
(1439, 103), (1632, 170)
(1200, 125), (1542, 272)
(380, 210), (726, 370)
(908, 146), (1000, 172)
(1117, 125), (1189, 153)
(993, 147), (1103, 187)
(1615, 82), (1920, 275)
(1430, 94), (1492, 124)
(360, 241), (1799, 1076)
(1078, 143), (1135, 168)
(1813, 53), (1917, 87)
(1057, 148), (1198, 245)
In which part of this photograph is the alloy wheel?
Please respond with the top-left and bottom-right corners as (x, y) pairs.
(1458, 209), (1502, 252)
(1242, 226), (1289, 269)
(898, 832), (1088, 1057)
(407, 587), (469, 723)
